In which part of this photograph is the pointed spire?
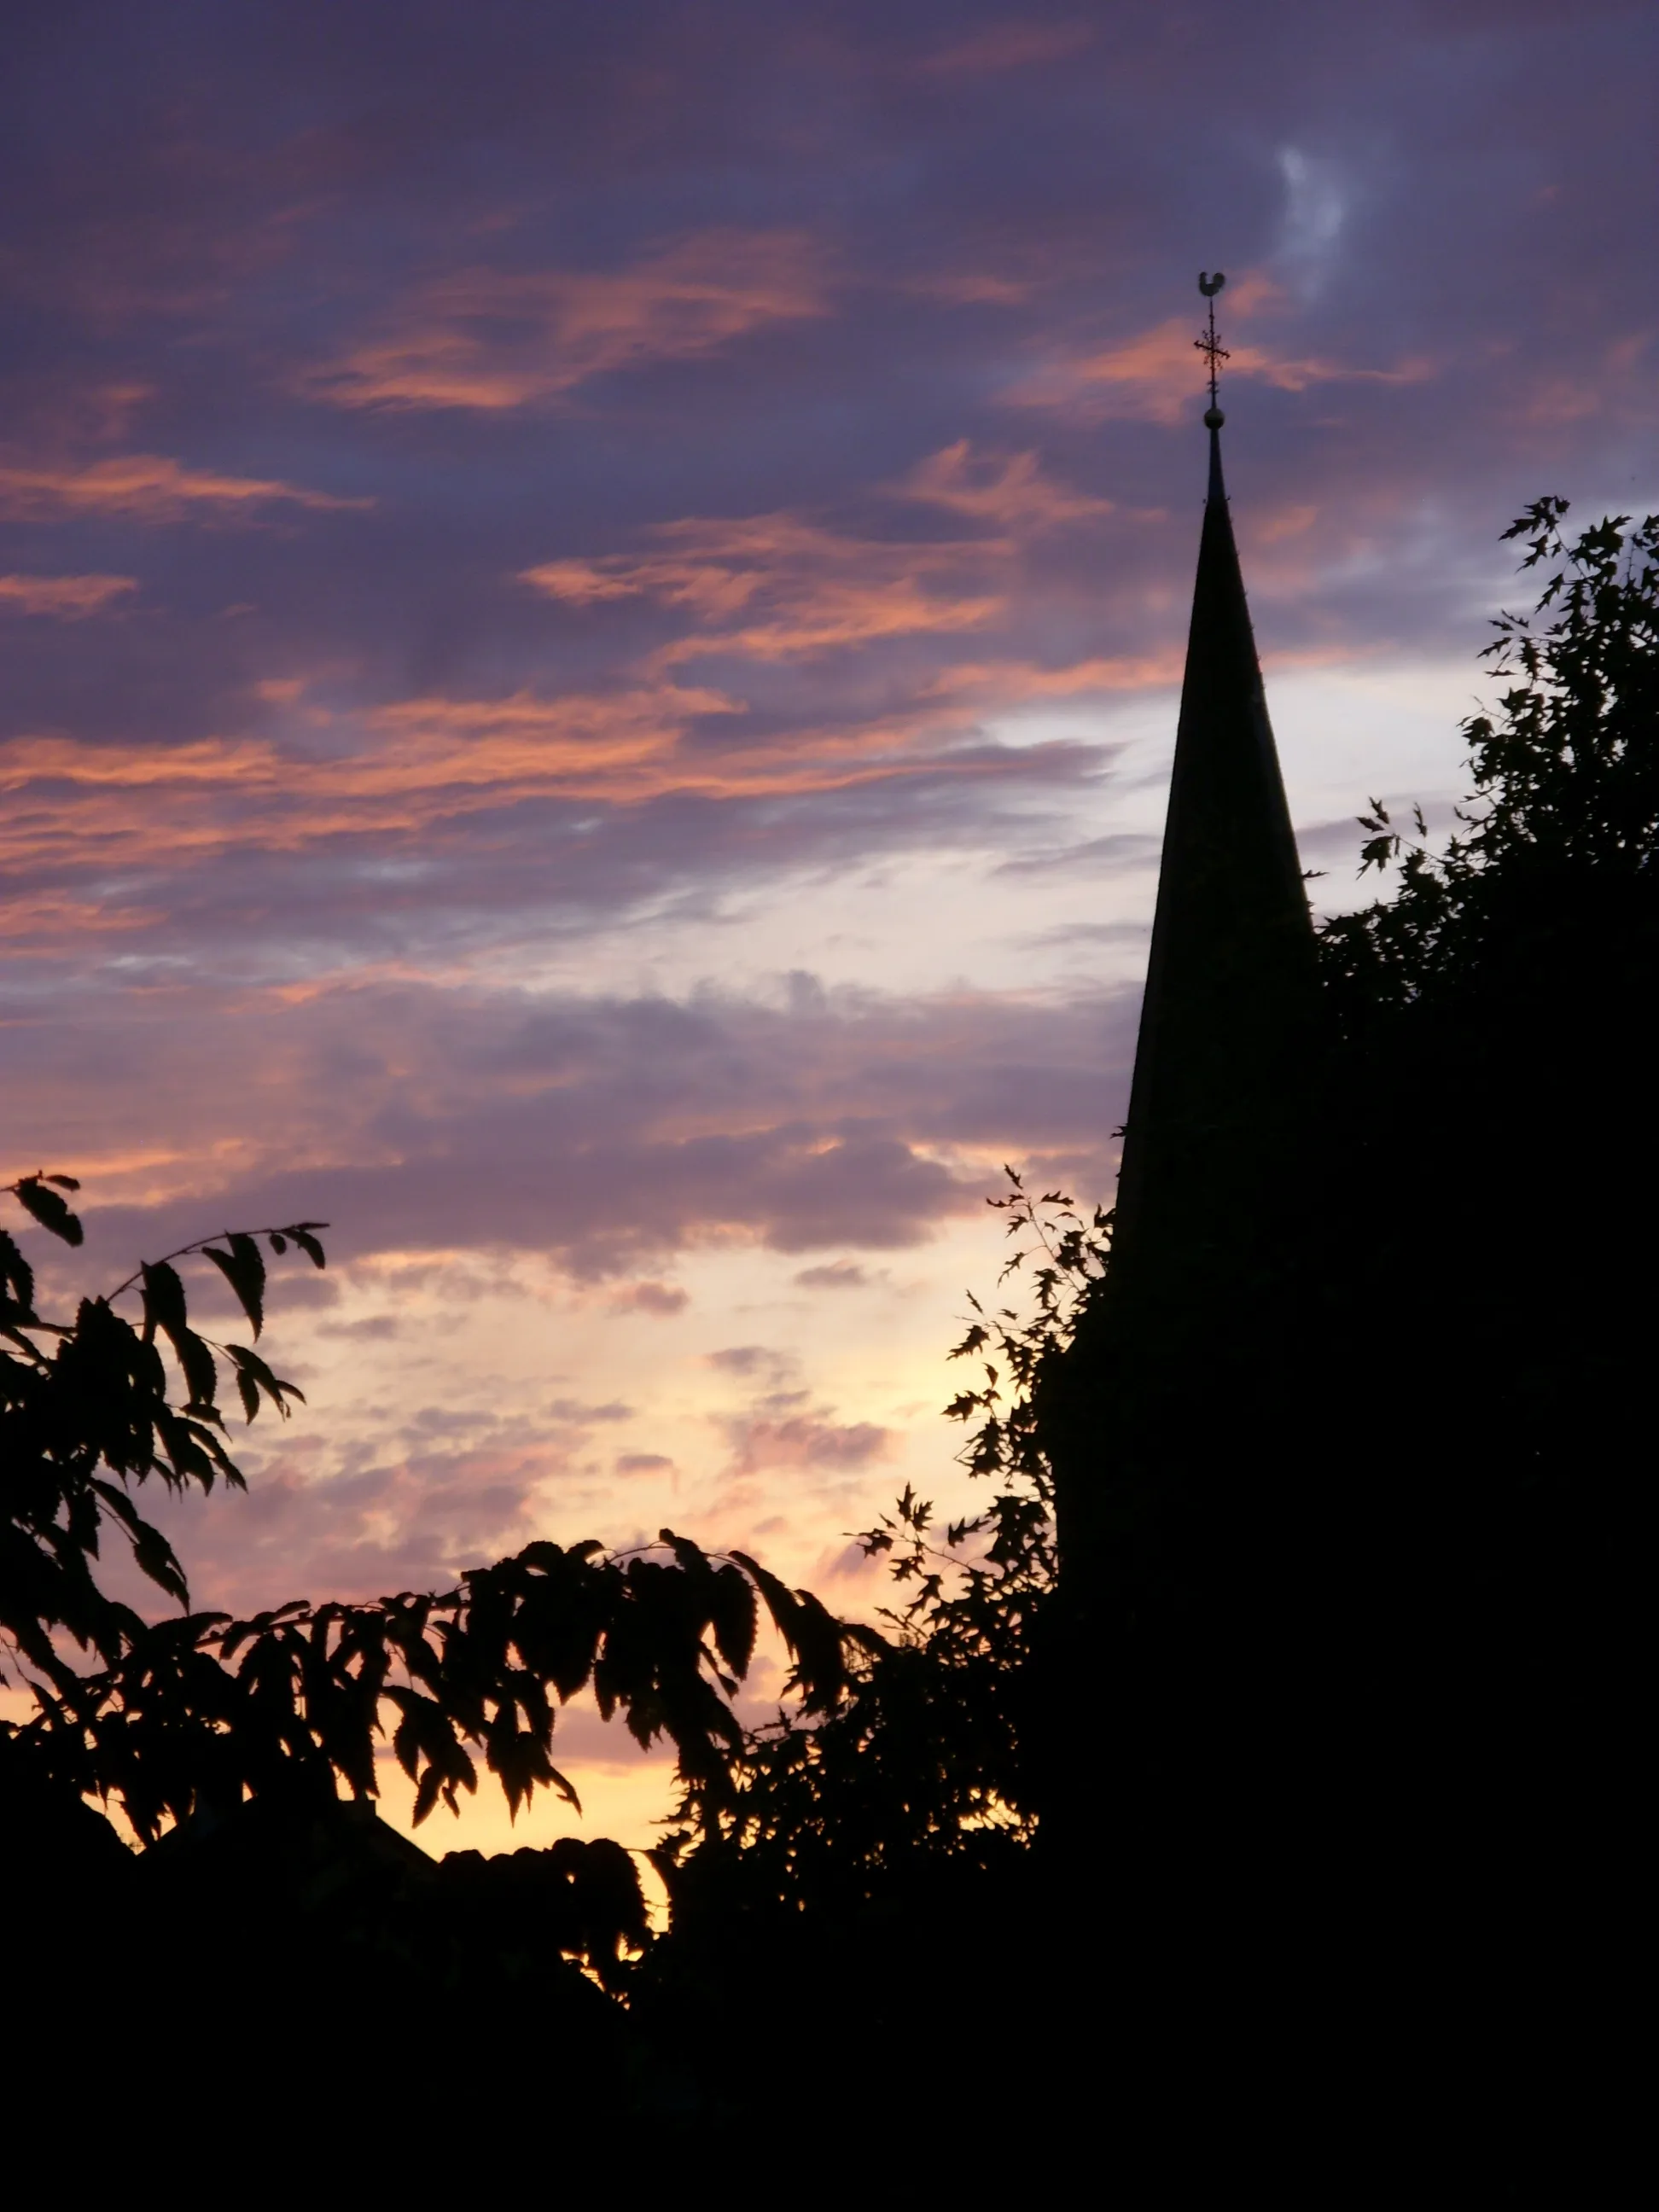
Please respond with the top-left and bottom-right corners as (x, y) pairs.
(1037, 297), (1322, 1854)
(1108, 285), (1318, 1310)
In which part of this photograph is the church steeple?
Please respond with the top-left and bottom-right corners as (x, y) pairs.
(1035, 289), (1324, 1854)
(1107, 275), (1317, 1312)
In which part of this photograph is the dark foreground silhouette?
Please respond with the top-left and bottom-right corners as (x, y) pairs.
(4, 500), (1651, 2171)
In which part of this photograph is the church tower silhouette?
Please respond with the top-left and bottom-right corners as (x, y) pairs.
(1029, 280), (1334, 2084)
(1109, 282), (1318, 1321)
(1044, 273), (1322, 1703)
(1034, 283), (1623, 2156)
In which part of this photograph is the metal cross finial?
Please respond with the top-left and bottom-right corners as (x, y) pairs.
(1196, 271), (1228, 428)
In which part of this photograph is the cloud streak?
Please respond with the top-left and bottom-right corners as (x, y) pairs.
(0, 572), (136, 615)
(526, 508), (1007, 664)
(0, 453), (370, 520)
(306, 230), (830, 412)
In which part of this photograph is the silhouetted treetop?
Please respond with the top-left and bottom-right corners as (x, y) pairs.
(1321, 499), (1659, 1017)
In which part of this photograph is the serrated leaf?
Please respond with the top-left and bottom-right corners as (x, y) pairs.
(140, 1260), (189, 1342)
(285, 1225), (327, 1269)
(96, 1481), (189, 1604)
(170, 1325), (218, 1412)
(153, 1408), (223, 1488)
(13, 1176), (84, 1246)
(731, 1550), (801, 1644)
(204, 1233), (265, 1337)
(708, 1563), (757, 1680)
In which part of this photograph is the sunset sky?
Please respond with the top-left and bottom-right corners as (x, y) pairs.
(3, 0), (1654, 1848)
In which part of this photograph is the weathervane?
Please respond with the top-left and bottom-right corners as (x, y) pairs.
(1196, 271), (1228, 428)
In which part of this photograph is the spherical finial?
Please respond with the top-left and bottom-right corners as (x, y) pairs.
(1204, 405), (1225, 429)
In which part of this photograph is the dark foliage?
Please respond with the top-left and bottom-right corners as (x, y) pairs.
(656, 1176), (1100, 1922)
(1324, 498), (1659, 1008)
(3, 1734), (653, 2140)
(2, 1181), (867, 2045)
(637, 503), (1656, 2135)
(30, 1533), (859, 1850)
(1307, 502), (1658, 1505)
(2, 1190), (318, 1679)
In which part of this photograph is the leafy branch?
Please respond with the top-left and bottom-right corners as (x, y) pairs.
(2, 1178), (332, 1674)
(3, 1170), (872, 1849)
(28, 1528), (871, 1845)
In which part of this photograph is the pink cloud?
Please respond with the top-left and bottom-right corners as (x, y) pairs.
(306, 230), (831, 412)
(0, 453), (370, 521)
(521, 449), (1113, 672)
(609, 1281), (690, 1316)
(889, 440), (1111, 529)
(1516, 331), (1653, 427)
(793, 1260), (869, 1290)
(0, 715), (1103, 963)
(526, 508), (1006, 663)
(722, 1406), (891, 1477)
(0, 572), (137, 617)
(616, 1452), (674, 1476)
